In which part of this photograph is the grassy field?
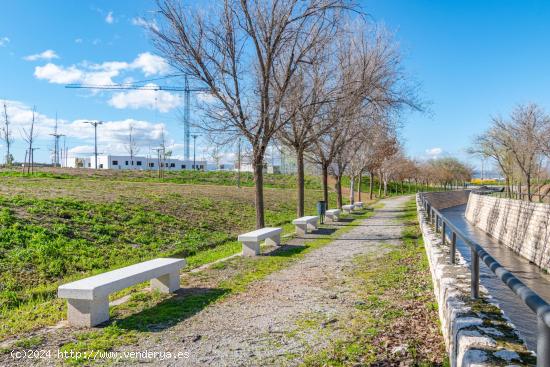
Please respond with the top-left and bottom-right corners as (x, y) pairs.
(0, 170), (329, 340)
(0, 167), (323, 190)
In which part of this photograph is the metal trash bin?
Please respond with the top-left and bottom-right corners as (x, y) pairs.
(317, 200), (326, 224)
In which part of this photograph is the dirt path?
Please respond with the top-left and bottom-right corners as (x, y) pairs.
(112, 196), (411, 366)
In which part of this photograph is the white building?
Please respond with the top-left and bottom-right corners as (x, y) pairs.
(64, 155), (206, 171)
(235, 162), (280, 174)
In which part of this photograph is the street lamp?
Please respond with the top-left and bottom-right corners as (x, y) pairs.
(83, 121), (103, 169)
(191, 134), (198, 170)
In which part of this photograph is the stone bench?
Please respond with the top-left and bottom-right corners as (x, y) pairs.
(238, 227), (282, 256)
(325, 209), (341, 222)
(58, 258), (186, 327)
(354, 201), (364, 209)
(292, 216), (319, 235)
(342, 204), (354, 214)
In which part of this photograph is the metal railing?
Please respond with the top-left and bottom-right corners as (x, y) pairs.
(418, 193), (550, 366)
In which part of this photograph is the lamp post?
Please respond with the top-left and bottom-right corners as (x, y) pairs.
(83, 121), (103, 169)
(191, 134), (198, 170)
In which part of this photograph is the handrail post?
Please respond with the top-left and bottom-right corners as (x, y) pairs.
(441, 221), (446, 245)
(451, 232), (456, 264)
(436, 215), (439, 233)
(471, 250), (479, 299)
(538, 317), (550, 367)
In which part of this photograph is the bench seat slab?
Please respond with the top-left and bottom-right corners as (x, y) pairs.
(325, 209), (340, 223)
(342, 205), (354, 214)
(59, 258), (185, 327)
(293, 216), (319, 235)
(239, 227), (281, 257)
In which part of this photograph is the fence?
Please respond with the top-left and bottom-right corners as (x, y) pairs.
(418, 192), (550, 367)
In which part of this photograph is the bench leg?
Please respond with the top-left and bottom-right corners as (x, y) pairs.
(265, 234), (280, 246)
(151, 271), (180, 293)
(307, 221), (318, 231)
(67, 297), (109, 327)
(242, 241), (260, 256)
(326, 214), (339, 223)
(295, 224), (307, 236)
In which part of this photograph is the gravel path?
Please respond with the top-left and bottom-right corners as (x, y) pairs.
(116, 195), (411, 366)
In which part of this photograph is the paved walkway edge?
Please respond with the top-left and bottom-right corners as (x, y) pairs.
(416, 194), (534, 367)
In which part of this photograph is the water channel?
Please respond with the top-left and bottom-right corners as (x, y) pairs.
(440, 204), (550, 351)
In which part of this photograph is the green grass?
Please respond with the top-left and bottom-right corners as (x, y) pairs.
(300, 198), (448, 366)
(0, 172), (330, 340)
(0, 168), (323, 190)
(55, 209), (374, 364)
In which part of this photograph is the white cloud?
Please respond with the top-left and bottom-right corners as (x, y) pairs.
(2, 99), (183, 161)
(24, 49), (59, 61)
(130, 52), (170, 76)
(425, 147), (444, 159)
(3, 99), (168, 143)
(2, 100), (59, 140)
(105, 11), (114, 24)
(132, 17), (159, 32)
(197, 92), (216, 104)
(68, 145), (95, 155)
(34, 53), (170, 86)
(74, 38), (83, 44)
(108, 83), (182, 112)
(34, 63), (83, 84)
(0, 36), (10, 47)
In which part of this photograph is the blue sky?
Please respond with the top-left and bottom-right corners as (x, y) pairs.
(1, 1), (550, 169)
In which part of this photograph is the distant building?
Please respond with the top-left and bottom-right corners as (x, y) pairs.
(236, 162), (281, 174)
(63, 155), (206, 171)
(207, 163), (235, 171)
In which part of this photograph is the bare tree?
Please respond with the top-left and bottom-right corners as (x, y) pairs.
(276, 40), (340, 216)
(470, 127), (515, 197)
(125, 123), (140, 164)
(492, 104), (548, 201)
(21, 107), (37, 174)
(2, 102), (13, 166)
(208, 144), (223, 170)
(151, 0), (351, 228)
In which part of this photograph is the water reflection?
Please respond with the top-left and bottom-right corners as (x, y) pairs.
(441, 204), (550, 351)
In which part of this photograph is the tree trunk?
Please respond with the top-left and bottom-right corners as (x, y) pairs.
(349, 176), (355, 204)
(322, 163), (329, 208)
(296, 147), (305, 217)
(383, 176), (388, 197)
(336, 175), (343, 209)
(526, 174), (532, 202)
(253, 157), (265, 229)
(369, 171), (374, 200)
(378, 172), (383, 197)
(358, 172), (362, 202)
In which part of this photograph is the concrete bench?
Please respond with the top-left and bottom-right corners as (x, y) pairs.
(58, 258), (186, 327)
(292, 216), (319, 235)
(354, 202), (364, 209)
(238, 227), (282, 256)
(325, 209), (341, 222)
(342, 204), (354, 214)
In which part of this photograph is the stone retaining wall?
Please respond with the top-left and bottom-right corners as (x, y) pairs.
(423, 191), (471, 210)
(416, 194), (534, 366)
(465, 193), (550, 272)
